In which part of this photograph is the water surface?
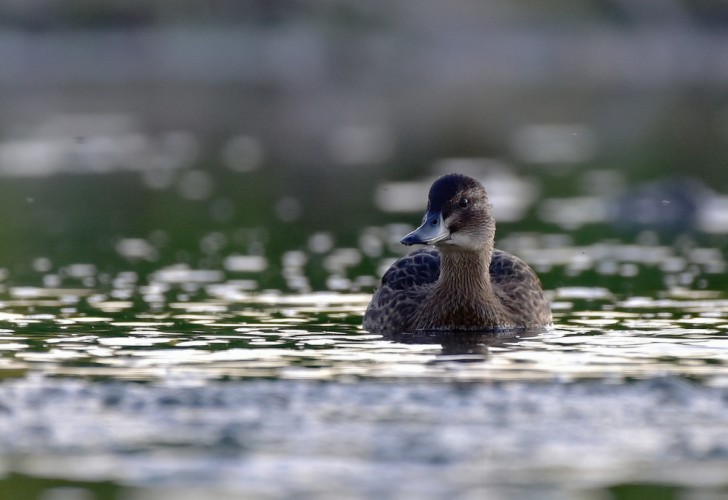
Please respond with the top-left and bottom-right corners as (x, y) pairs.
(2, 171), (728, 499)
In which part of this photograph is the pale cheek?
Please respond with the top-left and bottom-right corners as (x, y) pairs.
(447, 232), (480, 249)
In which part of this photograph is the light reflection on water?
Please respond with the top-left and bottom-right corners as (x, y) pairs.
(1, 272), (728, 383)
(2, 224), (728, 497)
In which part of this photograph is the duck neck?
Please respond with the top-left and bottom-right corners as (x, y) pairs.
(414, 244), (506, 331)
(436, 246), (494, 295)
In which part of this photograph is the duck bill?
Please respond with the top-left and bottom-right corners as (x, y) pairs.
(401, 211), (450, 246)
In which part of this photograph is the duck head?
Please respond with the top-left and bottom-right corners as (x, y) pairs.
(401, 173), (495, 251)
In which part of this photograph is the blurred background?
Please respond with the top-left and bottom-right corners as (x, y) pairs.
(2, 4), (728, 498)
(1, 0), (728, 290)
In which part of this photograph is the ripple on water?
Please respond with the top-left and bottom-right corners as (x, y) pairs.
(1, 376), (728, 497)
(0, 227), (727, 496)
(0, 283), (726, 382)
(0, 237), (726, 384)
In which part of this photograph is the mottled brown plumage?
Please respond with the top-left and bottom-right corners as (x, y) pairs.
(363, 173), (552, 334)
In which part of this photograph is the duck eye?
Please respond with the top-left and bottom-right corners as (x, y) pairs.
(458, 197), (469, 208)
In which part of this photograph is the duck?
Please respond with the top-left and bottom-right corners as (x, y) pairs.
(363, 173), (552, 334)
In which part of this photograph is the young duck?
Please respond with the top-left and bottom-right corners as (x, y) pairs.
(363, 173), (552, 334)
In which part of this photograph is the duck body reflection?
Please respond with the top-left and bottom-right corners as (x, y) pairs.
(364, 173), (552, 334)
(384, 327), (542, 363)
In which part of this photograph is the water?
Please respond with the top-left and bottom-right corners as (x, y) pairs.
(3, 284), (728, 383)
(3, 376), (728, 499)
(3, 229), (728, 384)
(1, 234), (728, 499)
(1, 166), (728, 499)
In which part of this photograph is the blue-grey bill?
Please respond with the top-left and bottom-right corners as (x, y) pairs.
(401, 212), (450, 246)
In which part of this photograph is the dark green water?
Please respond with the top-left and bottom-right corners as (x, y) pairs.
(1, 167), (728, 499)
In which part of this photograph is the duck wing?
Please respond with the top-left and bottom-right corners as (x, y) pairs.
(363, 248), (440, 333)
(380, 248), (440, 290)
(490, 249), (552, 325)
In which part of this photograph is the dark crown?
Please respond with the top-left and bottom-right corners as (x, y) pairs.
(428, 173), (482, 211)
